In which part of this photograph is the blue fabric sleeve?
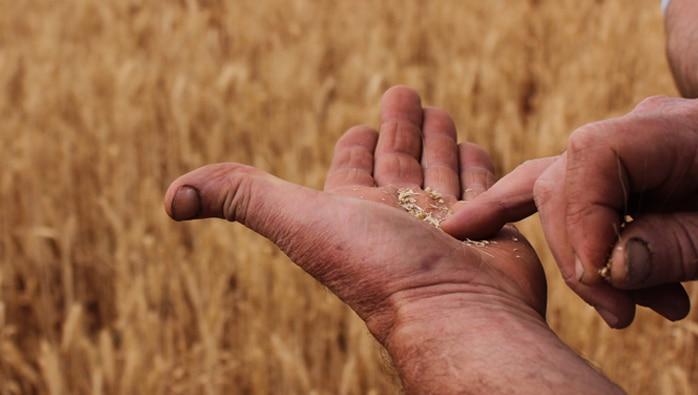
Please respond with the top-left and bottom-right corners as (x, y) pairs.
(662, 0), (671, 12)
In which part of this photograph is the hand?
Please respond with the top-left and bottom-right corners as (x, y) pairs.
(442, 95), (698, 328)
(666, 0), (698, 98)
(164, 86), (623, 394)
(164, 85), (546, 342)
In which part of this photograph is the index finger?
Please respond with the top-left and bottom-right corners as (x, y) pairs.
(440, 157), (555, 240)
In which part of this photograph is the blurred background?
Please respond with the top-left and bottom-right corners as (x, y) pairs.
(1, 0), (696, 393)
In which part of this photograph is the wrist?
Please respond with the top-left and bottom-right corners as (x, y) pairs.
(383, 285), (547, 363)
(364, 281), (544, 347)
(376, 288), (625, 395)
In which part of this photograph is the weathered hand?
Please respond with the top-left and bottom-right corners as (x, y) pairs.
(164, 86), (631, 394)
(163, 86), (547, 345)
(442, 96), (698, 328)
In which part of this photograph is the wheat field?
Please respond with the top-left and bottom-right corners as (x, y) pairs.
(1, 0), (697, 394)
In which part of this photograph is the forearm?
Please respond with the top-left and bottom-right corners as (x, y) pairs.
(383, 292), (626, 395)
(665, 0), (698, 98)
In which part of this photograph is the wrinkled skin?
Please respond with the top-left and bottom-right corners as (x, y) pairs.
(442, 95), (698, 328)
(164, 86), (547, 344)
(164, 86), (632, 394)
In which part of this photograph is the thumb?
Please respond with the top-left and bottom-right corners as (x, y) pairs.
(166, 163), (307, 225)
(607, 213), (698, 289)
(163, 163), (413, 299)
(164, 163), (336, 261)
(163, 162), (391, 323)
(163, 162), (458, 333)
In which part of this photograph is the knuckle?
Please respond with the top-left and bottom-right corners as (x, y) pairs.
(337, 126), (377, 148)
(460, 142), (495, 170)
(628, 96), (698, 125)
(519, 158), (542, 172)
(532, 174), (555, 208)
(631, 95), (671, 113)
(560, 263), (580, 287)
(567, 122), (608, 156)
(567, 123), (596, 147)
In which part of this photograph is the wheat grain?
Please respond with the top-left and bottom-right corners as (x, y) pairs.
(397, 187), (451, 227)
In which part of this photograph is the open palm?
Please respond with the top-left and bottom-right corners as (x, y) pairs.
(164, 86), (547, 344)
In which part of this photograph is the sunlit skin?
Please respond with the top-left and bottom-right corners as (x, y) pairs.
(165, 86), (624, 394)
(162, 3), (698, 389)
(442, 95), (698, 329)
(165, 86), (547, 337)
(441, 0), (698, 330)
(666, 0), (698, 98)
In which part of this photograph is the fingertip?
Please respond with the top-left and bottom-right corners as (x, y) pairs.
(459, 142), (495, 171)
(382, 85), (420, 100)
(440, 202), (505, 240)
(169, 185), (202, 221)
(571, 220), (623, 286)
(379, 86), (423, 123)
(606, 238), (651, 288)
(459, 143), (496, 198)
(566, 279), (636, 329)
(163, 180), (181, 218)
(163, 163), (254, 222)
(575, 256), (606, 286)
(595, 303), (636, 329)
(594, 306), (620, 328)
(634, 283), (691, 322)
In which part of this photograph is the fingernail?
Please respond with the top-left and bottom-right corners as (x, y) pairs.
(626, 238), (651, 285)
(575, 257), (586, 283)
(594, 306), (619, 328)
(171, 185), (202, 221)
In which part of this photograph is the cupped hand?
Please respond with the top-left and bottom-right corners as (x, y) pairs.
(442, 95), (698, 328)
(164, 86), (547, 345)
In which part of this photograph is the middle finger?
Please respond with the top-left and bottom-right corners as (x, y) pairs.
(374, 86), (424, 187)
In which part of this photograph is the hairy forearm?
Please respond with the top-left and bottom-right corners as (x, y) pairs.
(383, 292), (626, 395)
(665, 0), (698, 98)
